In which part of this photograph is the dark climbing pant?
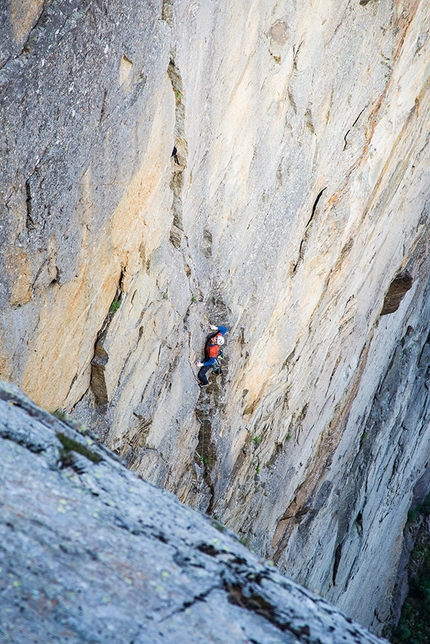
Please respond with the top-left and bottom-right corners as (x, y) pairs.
(198, 365), (212, 385)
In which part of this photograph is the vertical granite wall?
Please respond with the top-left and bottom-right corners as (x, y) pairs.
(1, 0), (430, 634)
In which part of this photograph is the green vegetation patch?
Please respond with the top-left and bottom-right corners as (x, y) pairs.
(211, 518), (227, 534)
(56, 432), (102, 464)
(110, 299), (121, 312)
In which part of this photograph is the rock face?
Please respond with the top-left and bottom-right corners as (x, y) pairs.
(0, 381), (388, 644)
(1, 0), (430, 635)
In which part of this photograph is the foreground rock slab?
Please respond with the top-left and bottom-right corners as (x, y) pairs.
(0, 382), (386, 644)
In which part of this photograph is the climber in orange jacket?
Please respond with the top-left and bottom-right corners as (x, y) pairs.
(196, 324), (228, 386)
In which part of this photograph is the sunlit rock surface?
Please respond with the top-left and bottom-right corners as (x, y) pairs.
(0, 382), (389, 644)
(1, 0), (430, 635)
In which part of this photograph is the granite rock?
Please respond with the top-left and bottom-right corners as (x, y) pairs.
(0, 381), (388, 644)
(1, 0), (430, 636)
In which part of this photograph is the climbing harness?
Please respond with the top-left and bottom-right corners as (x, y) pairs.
(213, 351), (224, 375)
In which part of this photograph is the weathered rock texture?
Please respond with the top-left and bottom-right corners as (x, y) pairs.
(390, 495), (430, 641)
(1, 0), (430, 636)
(0, 381), (389, 644)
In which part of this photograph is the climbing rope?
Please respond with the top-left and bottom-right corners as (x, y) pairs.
(215, 374), (222, 491)
(200, 388), (207, 480)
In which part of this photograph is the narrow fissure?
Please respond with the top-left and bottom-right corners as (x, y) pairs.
(308, 186), (327, 227)
(195, 390), (216, 511)
(343, 107), (367, 150)
(25, 179), (35, 231)
(332, 542), (343, 586)
(90, 282), (124, 409)
(292, 186), (327, 273)
(194, 309), (229, 513)
(167, 57), (188, 249)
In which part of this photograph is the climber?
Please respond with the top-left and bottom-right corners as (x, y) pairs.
(196, 324), (228, 386)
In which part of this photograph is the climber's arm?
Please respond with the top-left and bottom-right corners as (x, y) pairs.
(210, 324), (228, 335)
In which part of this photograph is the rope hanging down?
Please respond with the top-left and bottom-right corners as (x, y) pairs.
(199, 376), (221, 485)
(215, 374), (221, 486)
(200, 389), (206, 479)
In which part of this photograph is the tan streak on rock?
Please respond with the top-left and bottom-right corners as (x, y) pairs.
(8, 249), (33, 307)
(21, 75), (173, 412)
(10, 0), (44, 44)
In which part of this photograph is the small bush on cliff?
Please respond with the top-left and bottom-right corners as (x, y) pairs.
(110, 299), (121, 312)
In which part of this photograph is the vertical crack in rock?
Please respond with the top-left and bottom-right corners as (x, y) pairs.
(25, 178), (35, 231)
(292, 187), (327, 273)
(332, 542), (343, 586)
(91, 342), (109, 408)
(193, 295), (231, 514)
(90, 280), (124, 409)
(167, 56), (188, 249)
(195, 389), (217, 512)
(343, 107), (367, 151)
(194, 371), (225, 513)
(307, 187), (328, 227)
(292, 40), (304, 71)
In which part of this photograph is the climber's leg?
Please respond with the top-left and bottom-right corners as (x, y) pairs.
(198, 365), (211, 386)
